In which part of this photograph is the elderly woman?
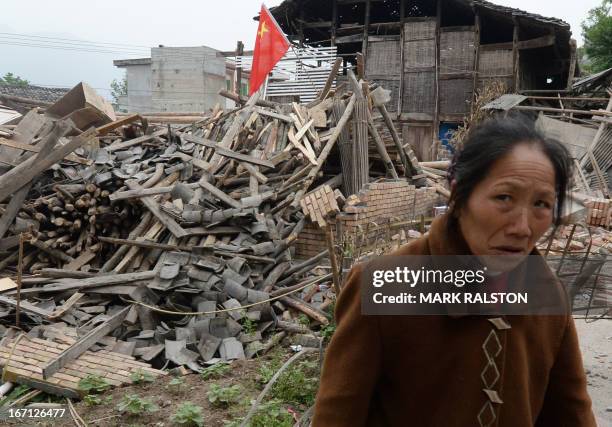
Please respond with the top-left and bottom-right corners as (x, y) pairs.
(312, 115), (596, 426)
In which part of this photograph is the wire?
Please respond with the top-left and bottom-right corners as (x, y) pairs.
(0, 32), (152, 49)
(0, 36), (148, 54)
(0, 41), (147, 56)
(120, 273), (332, 316)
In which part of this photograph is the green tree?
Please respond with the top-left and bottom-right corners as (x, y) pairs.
(0, 72), (30, 87)
(581, 0), (612, 73)
(110, 74), (127, 103)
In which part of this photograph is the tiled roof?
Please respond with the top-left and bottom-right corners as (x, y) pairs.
(0, 83), (69, 103)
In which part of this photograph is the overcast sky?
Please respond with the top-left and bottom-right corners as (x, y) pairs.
(0, 0), (600, 99)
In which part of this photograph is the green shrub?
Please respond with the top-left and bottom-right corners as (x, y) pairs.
(78, 375), (111, 394)
(200, 362), (231, 380)
(271, 360), (318, 406)
(116, 394), (159, 415)
(171, 402), (205, 426)
(207, 384), (241, 407)
(130, 369), (155, 384)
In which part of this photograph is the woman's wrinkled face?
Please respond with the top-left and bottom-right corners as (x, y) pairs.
(457, 143), (557, 271)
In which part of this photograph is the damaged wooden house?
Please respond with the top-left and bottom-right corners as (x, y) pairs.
(268, 0), (578, 160)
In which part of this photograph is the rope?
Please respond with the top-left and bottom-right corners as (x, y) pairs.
(1, 333), (25, 383)
(67, 397), (88, 427)
(120, 274), (331, 316)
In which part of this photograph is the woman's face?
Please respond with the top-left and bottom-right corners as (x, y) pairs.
(457, 143), (556, 271)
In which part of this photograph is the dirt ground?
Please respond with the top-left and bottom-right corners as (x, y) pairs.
(575, 318), (612, 426)
(4, 319), (609, 426)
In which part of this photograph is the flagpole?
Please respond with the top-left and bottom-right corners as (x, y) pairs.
(262, 73), (270, 100)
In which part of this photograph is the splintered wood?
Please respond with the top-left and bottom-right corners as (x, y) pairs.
(0, 334), (165, 398)
(0, 74), (438, 398)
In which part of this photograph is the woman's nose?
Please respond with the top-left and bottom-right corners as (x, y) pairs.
(505, 207), (532, 238)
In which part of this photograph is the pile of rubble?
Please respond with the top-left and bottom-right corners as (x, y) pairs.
(0, 72), (437, 398)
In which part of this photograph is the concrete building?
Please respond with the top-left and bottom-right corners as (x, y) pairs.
(114, 46), (228, 113)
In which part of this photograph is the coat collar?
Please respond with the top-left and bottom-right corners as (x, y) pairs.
(426, 213), (472, 256)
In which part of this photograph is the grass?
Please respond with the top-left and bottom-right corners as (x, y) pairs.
(270, 359), (319, 406)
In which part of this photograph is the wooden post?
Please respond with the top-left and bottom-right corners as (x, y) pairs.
(399, 0), (405, 113)
(236, 41), (244, 97)
(16, 233), (24, 329)
(362, 0), (371, 57)
(471, 11), (481, 114)
(566, 39), (577, 91)
(512, 18), (520, 92)
(325, 222), (342, 295)
(432, 0), (442, 161)
(331, 0), (338, 46)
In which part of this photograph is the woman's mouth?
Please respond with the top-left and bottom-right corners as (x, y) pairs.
(492, 246), (524, 254)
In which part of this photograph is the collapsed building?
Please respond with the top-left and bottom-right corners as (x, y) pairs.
(269, 0), (578, 160)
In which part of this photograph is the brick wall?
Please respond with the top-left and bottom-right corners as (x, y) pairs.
(295, 180), (442, 259)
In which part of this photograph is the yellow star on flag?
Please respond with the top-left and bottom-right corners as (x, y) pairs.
(258, 21), (269, 39)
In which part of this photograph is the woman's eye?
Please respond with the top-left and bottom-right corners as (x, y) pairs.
(495, 194), (511, 202)
(535, 200), (552, 209)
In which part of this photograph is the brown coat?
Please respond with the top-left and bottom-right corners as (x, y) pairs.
(312, 214), (596, 427)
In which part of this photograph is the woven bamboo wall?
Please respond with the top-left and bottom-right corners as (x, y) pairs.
(403, 71), (436, 113)
(403, 39), (436, 69)
(478, 48), (513, 76)
(402, 19), (436, 114)
(439, 78), (473, 114)
(478, 48), (514, 90)
(440, 30), (475, 74)
(366, 39), (402, 77)
(403, 19), (437, 40)
(366, 38), (402, 112)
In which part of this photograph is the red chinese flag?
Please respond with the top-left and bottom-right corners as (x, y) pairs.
(249, 4), (290, 95)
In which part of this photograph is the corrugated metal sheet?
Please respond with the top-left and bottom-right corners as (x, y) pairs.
(481, 94), (527, 110)
(236, 45), (338, 103)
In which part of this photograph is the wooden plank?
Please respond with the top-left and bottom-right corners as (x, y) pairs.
(199, 180), (242, 209)
(0, 125), (96, 203)
(126, 181), (189, 239)
(182, 134), (274, 168)
(0, 295), (54, 318)
(96, 114), (141, 136)
(49, 293), (84, 319)
(0, 138), (92, 165)
(253, 108), (293, 123)
(64, 250), (96, 271)
(105, 128), (166, 152)
(21, 270), (157, 294)
(42, 306), (130, 379)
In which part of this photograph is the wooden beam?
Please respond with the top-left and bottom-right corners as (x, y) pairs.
(182, 134), (274, 168)
(332, 0), (338, 46)
(42, 306), (130, 379)
(432, 0), (442, 161)
(362, 0), (371, 56)
(0, 121), (91, 204)
(566, 39), (577, 91)
(517, 34), (555, 50)
(512, 18), (520, 92)
(106, 129), (167, 152)
(0, 138), (91, 165)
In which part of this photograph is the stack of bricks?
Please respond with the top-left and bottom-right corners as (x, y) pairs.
(585, 198), (612, 228)
(295, 180), (442, 259)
